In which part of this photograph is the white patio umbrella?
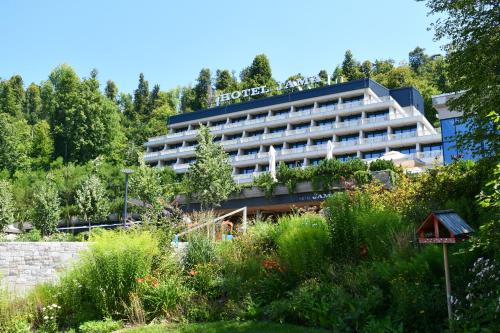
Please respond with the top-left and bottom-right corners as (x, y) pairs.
(269, 146), (277, 181)
(326, 140), (334, 160)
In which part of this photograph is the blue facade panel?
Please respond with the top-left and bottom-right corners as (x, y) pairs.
(389, 87), (424, 114)
(169, 78), (391, 125)
(440, 117), (481, 164)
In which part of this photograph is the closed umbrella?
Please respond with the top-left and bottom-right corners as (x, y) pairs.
(269, 146), (277, 181)
(326, 140), (334, 160)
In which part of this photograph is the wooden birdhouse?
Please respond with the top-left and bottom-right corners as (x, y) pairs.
(417, 210), (474, 244)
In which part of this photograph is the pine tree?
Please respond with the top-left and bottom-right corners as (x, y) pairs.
(341, 50), (362, 81)
(0, 75), (25, 118)
(24, 83), (43, 124)
(105, 80), (119, 102)
(148, 83), (161, 113)
(215, 69), (237, 92)
(30, 120), (54, 169)
(133, 73), (149, 117)
(193, 68), (212, 110)
(361, 60), (373, 78)
(240, 54), (276, 96)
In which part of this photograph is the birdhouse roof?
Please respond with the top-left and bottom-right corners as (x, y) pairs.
(417, 209), (474, 238)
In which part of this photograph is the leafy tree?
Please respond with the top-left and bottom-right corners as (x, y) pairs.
(184, 125), (235, 209)
(0, 113), (32, 173)
(193, 68), (213, 110)
(0, 179), (16, 230)
(30, 120), (54, 169)
(360, 60), (373, 78)
(148, 83), (161, 112)
(76, 174), (109, 226)
(104, 80), (119, 102)
(24, 83), (42, 124)
(133, 73), (149, 117)
(31, 181), (61, 235)
(372, 59), (395, 75)
(422, 0), (500, 157)
(409, 46), (430, 72)
(0, 75), (25, 118)
(318, 69), (329, 86)
(180, 86), (196, 113)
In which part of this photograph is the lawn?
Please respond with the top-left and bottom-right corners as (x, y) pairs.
(121, 321), (329, 333)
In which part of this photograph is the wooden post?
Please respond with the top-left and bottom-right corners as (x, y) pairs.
(443, 243), (453, 331)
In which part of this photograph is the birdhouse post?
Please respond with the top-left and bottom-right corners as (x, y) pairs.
(416, 210), (474, 331)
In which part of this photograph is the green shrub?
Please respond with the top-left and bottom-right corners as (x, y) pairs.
(58, 230), (159, 321)
(354, 170), (373, 185)
(369, 159), (396, 171)
(78, 318), (123, 333)
(274, 214), (330, 280)
(185, 232), (216, 270)
(17, 229), (42, 241)
(254, 172), (277, 198)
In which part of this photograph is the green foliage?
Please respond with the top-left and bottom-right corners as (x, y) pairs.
(185, 233), (216, 270)
(184, 125), (235, 209)
(274, 214), (330, 280)
(79, 319), (123, 333)
(58, 230), (159, 320)
(353, 170), (373, 185)
(17, 229), (42, 241)
(76, 174), (109, 225)
(369, 159), (396, 171)
(253, 172), (277, 198)
(423, 0), (500, 156)
(31, 181), (61, 235)
(0, 179), (16, 230)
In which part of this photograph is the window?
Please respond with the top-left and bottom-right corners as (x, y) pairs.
(396, 146), (416, 155)
(211, 119), (226, 126)
(393, 125), (417, 135)
(273, 108), (290, 116)
(238, 167), (255, 174)
(440, 117), (483, 164)
(318, 100), (338, 108)
(164, 160), (176, 166)
(184, 158), (196, 165)
(263, 145), (282, 152)
(421, 143), (442, 152)
(295, 104), (314, 112)
(247, 130), (264, 137)
(316, 118), (335, 126)
(150, 146), (163, 152)
(168, 143), (183, 149)
(286, 160), (303, 168)
(343, 95), (364, 103)
(292, 122), (310, 130)
(243, 148), (259, 155)
(251, 112), (267, 119)
(336, 154), (357, 162)
(227, 150), (238, 157)
(338, 134), (359, 142)
(365, 130), (387, 138)
(309, 158), (323, 166)
(341, 114), (361, 122)
(313, 138), (330, 145)
(213, 136), (222, 142)
(289, 141), (307, 149)
(185, 141), (197, 147)
(366, 110), (389, 118)
(173, 127), (188, 133)
(363, 150), (385, 159)
(231, 116), (247, 123)
(226, 133), (242, 140)
(260, 164), (270, 172)
(269, 126), (287, 133)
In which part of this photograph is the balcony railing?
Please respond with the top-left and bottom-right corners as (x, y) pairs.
(241, 135), (261, 143)
(306, 144), (328, 152)
(282, 147), (306, 155)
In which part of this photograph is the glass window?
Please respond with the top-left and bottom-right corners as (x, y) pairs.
(316, 118), (335, 126)
(269, 126), (287, 133)
(313, 138), (330, 145)
(211, 119), (226, 127)
(292, 122), (310, 130)
(343, 95), (364, 103)
(367, 110), (389, 118)
(309, 158), (323, 166)
(243, 148), (259, 155)
(295, 104), (314, 112)
(226, 133), (242, 140)
(341, 114), (362, 122)
(365, 130), (387, 138)
(184, 158), (196, 165)
(396, 146), (416, 154)
(168, 143), (183, 149)
(227, 150), (238, 157)
(273, 109), (290, 116)
(318, 100), (338, 108)
(393, 125), (417, 134)
(339, 134), (359, 142)
(247, 130), (264, 137)
(164, 160), (176, 166)
(286, 160), (303, 168)
(213, 136), (221, 142)
(239, 167), (255, 174)
(231, 116), (247, 123)
(363, 150), (385, 159)
(251, 113), (267, 119)
(290, 141), (307, 149)
(422, 143), (442, 152)
(336, 154), (357, 162)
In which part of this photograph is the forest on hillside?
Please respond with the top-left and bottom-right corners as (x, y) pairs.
(0, 47), (449, 174)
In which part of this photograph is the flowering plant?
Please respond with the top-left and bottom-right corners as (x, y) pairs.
(38, 303), (60, 333)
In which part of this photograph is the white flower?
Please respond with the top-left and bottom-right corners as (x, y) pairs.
(44, 316), (48, 320)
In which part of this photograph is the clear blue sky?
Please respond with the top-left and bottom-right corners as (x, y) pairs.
(1, 0), (443, 93)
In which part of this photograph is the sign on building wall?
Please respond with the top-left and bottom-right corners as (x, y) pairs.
(215, 75), (324, 106)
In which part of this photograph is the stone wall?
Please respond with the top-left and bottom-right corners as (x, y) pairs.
(0, 242), (88, 295)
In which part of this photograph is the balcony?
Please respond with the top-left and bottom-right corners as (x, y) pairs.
(179, 146), (196, 152)
(338, 119), (361, 128)
(363, 136), (388, 144)
(286, 128), (308, 136)
(235, 154), (258, 162)
(221, 138), (240, 146)
(306, 144), (328, 152)
(390, 132), (418, 140)
(339, 139), (359, 147)
(245, 117), (266, 125)
(241, 135), (261, 143)
(282, 147), (306, 155)
(263, 132), (285, 140)
(173, 163), (190, 172)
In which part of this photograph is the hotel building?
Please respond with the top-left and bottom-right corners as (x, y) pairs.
(144, 79), (443, 183)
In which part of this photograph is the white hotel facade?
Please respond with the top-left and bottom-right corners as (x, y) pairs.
(144, 79), (443, 183)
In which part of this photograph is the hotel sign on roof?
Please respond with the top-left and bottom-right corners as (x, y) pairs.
(215, 75), (323, 106)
